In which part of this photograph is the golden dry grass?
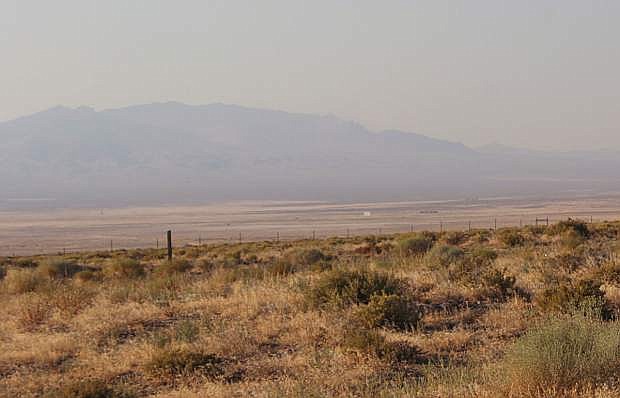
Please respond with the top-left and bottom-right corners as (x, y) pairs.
(1, 220), (620, 397)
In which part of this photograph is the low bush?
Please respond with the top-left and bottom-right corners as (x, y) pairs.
(38, 258), (82, 279)
(502, 316), (620, 395)
(353, 294), (421, 331)
(551, 219), (590, 238)
(305, 269), (406, 308)
(16, 293), (53, 331)
(175, 320), (200, 343)
(50, 285), (96, 318)
(536, 279), (611, 319)
(45, 379), (136, 398)
(443, 231), (466, 245)
(427, 244), (464, 268)
(479, 268), (517, 300)
(211, 264), (265, 284)
(2, 268), (48, 294)
(266, 261), (297, 277)
(397, 235), (434, 256)
(469, 246), (498, 266)
(560, 229), (585, 250)
(145, 347), (225, 379)
(497, 229), (526, 247)
(341, 327), (422, 364)
(156, 258), (192, 275)
(143, 275), (186, 306)
(103, 258), (145, 279)
(15, 258), (38, 268)
(74, 269), (101, 283)
(282, 247), (326, 266)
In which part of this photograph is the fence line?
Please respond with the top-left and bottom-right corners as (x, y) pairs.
(0, 214), (610, 257)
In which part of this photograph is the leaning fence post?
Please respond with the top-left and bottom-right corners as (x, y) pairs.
(166, 230), (173, 261)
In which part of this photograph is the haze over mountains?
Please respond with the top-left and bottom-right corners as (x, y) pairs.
(1, 102), (619, 208)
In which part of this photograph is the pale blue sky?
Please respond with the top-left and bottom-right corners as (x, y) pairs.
(1, 1), (619, 150)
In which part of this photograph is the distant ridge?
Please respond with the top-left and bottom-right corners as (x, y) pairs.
(1, 103), (619, 207)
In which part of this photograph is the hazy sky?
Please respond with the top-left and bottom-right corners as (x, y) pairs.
(2, 1), (619, 150)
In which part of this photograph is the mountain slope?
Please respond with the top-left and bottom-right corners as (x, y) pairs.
(0, 103), (618, 207)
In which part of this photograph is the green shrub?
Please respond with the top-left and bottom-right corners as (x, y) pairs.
(595, 260), (620, 284)
(397, 235), (434, 256)
(503, 316), (620, 394)
(2, 268), (47, 294)
(103, 258), (145, 279)
(175, 320), (200, 343)
(469, 246), (498, 266)
(37, 258), (82, 279)
(551, 219), (590, 238)
(50, 285), (96, 318)
(212, 265), (265, 284)
(45, 379), (136, 398)
(146, 347), (224, 379)
(341, 327), (421, 364)
(497, 229), (526, 247)
(560, 229), (585, 250)
(143, 275), (186, 306)
(0, 266), (6, 281)
(306, 269), (406, 308)
(266, 261), (298, 277)
(479, 268), (517, 300)
(536, 279), (611, 319)
(283, 248), (326, 266)
(353, 294), (421, 331)
(74, 269), (100, 283)
(17, 293), (53, 331)
(443, 231), (466, 245)
(157, 258), (192, 275)
(427, 244), (464, 267)
(15, 258), (38, 268)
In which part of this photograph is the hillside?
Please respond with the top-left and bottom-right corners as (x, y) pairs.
(1, 221), (620, 397)
(2, 103), (619, 207)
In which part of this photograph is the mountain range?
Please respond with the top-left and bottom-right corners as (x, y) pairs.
(1, 102), (618, 207)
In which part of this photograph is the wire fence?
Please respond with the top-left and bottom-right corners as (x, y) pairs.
(0, 213), (607, 257)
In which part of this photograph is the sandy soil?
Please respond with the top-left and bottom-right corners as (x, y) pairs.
(1, 194), (620, 256)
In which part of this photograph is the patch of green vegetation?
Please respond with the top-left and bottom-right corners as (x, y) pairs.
(353, 294), (421, 331)
(305, 269), (406, 308)
(103, 258), (145, 279)
(503, 316), (620, 394)
(146, 347), (224, 379)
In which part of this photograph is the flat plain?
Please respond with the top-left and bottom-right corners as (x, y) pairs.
(2, 194), (620, 256)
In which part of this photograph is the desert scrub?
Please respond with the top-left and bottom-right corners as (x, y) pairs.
(282, 247), (327, 266)
(502, 316), (620, 396)
(2, 267), (48, 294)
(426, 244), (464, 268)
(536, 279), (611, 319)
(145, 347), (225, 379)
(156, 258), (192, 275)
(37, 258), (83, 279)
(103, 258), (145, 279)
(478, 268), (518, 300)
(305, 269), (406, 308)
(45, 379), (136, 398)
(16, 292), (53, 331)
(396, 234), (434, 256)
(443, 231), (467, 245)
(551, 219), (590, 238)
(497, 228), (526, 247)
(353, 294), (421, 331)
(49, 284), (96, 318)
(341, 327), (422, 364)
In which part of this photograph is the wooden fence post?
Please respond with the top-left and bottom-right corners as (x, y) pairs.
(166, 230), (172, 261)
